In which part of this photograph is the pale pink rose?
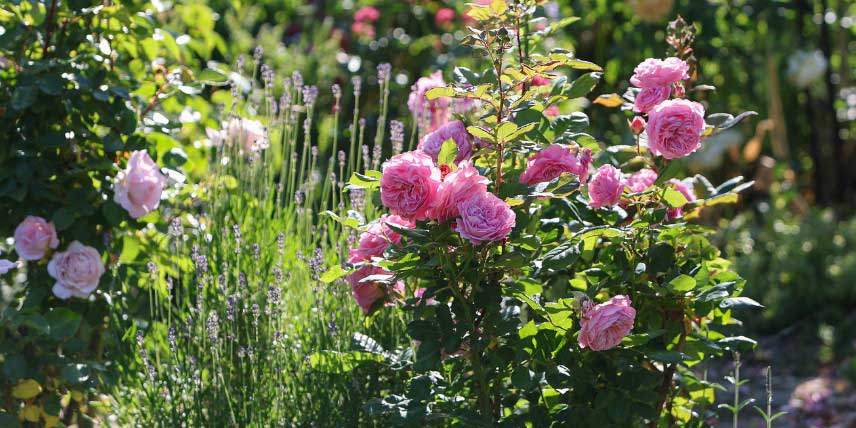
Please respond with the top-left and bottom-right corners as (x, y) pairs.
(14, 216), (59, 261)
(408, 71), (451, 131)
(348, 214), (415, 263)
(428, 161), (490, 223)
(520, 144), (590, 186)
(354, 6), (380, 23)
(348, 265), (403, 314)
(380, 151), (442, 221)
(0, 259), (18, 274)
(626, 168), (659, 193)
(588, 165), (625, 208)
(666, 178), (697, 219)
(630, 57), (690, 88)
(417, 121), (474, 165)
(633, 85), (671, 113)
(48, 241), (105, 300)
(208, 118), (266, 153)
(455, 192), (516, 245)
(113, 150), (167, 219)
(435, 7), (456, 26)
(578, 295), (636, 351)
(413, 287), (438, 306)
(646, 99), (706, 159)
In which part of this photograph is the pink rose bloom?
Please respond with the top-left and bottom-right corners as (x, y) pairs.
(633, 85), (671, 113)
(577, 148), (592, 184)
(630, 116), (647, 135)
(455, 192), (516, 245)
(408, 71), (451, 131)
(417, 120), (475, 165)
(14, 216), (59, 261)
(429, 161), (490, 223)
(351, 21), (376, 38)
(578, 295), (636, 351)
(354, 6), (380, 23)
(520, 144), (590, 186)
(666, 179), (697, 219)
(544, 105), (560, 118)
(0, 259), (18, 274)
(380, 151), (442, 221)
(626, 168), (659, 193)
(588, 164), (625, 208)
(114, 150), (167, 219)
(348, 215), (414, 263)
(435, 8), (456, 26)
(646, 99), (706, 159)
(48, 241), (105, 300)
(531, 76), (551, 86)
(630, 57), (690, 88)
(348, 265), (403, 314)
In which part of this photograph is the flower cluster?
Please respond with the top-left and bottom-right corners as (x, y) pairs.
(1, 150), (166, 300)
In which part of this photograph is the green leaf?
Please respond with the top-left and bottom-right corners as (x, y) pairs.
(565, 72), (601, 99)
(719, 297), (764, 310)
(38, 74), (65, 95)
(11, 85), (37, 110)
(648, 351), (689, 364)
(662, 187), (689, 208)
(467, 126), (495, 142)
(668, 274), (696, 292)
(437, 138), (458, 167)
(539, 241), (580, 270)
(425, 86), (454, 100)
(320, 265), (348, 284)
(567, 59), (603, 72)
(45, 308), (82, 341)
(496, 122), (518, 141)
(653, 160), (683, 186)
(345, 170), (382, 190)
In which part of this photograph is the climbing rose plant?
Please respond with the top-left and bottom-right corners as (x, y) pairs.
(333, 3), (758, 426)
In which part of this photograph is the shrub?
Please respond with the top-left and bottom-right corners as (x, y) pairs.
(334, 4), (759, 426)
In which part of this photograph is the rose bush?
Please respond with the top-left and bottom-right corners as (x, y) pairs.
(329, 4), (758, 426)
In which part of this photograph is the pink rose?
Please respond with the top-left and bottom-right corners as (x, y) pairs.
(626, 168), (659, 193)
(435, 7), (456, 26)
(428, 161), (490, 223)
(114, 150), (167, 219)
(455, 192), (516, 245)
(543, 105), (560, 118)
(380, 151), (442, 221)
(646, 99), (706, 159)
(666, 179), (697, 219)
(630, 116), (647, 135)
(348, 265), (404, 314)
(408, 71), (451, 131)
(531, 76), (551, 86)
(351, 21), (376, 38)
(417, 121), (474, 165)
(578, 295), (636, 351)
(520, 144), (590, 186)
(14, 216), (59, 261)
(354, 6), (380, 23)
(348, 215), (415, 263)
(630, 57), (690, 88)
(633, 85), (671, 113)
(588, 165), (625, 208)
(48, 241), (105, 300)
